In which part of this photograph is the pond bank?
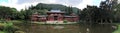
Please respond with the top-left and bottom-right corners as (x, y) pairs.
(1, 20), (120, 33)
(113, 24), (120, 33)
(31, 22), (78, 25)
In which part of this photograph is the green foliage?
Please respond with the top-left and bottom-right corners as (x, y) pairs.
(113, 24), (120, 33)
(15, 31), (25, 33)
(28, 3), (80, 15)
(0, 31), (6, 33)
(0, 6), (20, 20)
(0, 3), (81, 20)
(0, 6), (13, 19)
(80, 5), (113, 23)
(113, 4), (120, 22)
(3, 22), (15, 33)
(63, 20), (68, 23)
(0, 22), (18, 33)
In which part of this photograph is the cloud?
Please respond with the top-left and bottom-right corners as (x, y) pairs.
(55, 0), (83, 6)
(118, 0), (120, 3)
(17, 0), (57, 4)
(0, 0), (104, 11)
(0, 0), (38, 11)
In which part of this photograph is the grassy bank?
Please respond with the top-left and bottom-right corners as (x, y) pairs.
(0, 31), (6, 33)
(0, 21), (25, 33)
(113, 24), (120, 33)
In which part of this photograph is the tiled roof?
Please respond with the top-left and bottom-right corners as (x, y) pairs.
(38, 15), (47, 17)
(47, 10), (65, 13)
(50, 10), (61, 12)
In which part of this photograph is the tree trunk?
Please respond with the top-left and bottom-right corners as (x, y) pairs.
(101, 19), (103, 23)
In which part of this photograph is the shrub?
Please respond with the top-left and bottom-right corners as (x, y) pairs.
(63, 20), (68, 23)
(2, 22), (18, 33)
(0, 31), (6, 33)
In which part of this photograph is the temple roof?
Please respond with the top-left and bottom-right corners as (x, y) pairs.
(47, 10), (64, 13)
(38, 15), (47, 17)
(50, 10), (61, 12)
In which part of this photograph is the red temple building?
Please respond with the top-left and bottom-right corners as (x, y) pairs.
(31, 10), (79, 23)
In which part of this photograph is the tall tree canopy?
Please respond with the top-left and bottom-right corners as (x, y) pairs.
(0, 6), (18, 19)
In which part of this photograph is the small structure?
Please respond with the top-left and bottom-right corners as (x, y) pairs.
(31, 10), (79, 22)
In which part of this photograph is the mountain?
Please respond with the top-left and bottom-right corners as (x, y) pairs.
(29, 3), (81, 15)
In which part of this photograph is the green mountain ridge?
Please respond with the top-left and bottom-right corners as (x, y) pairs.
(29, 3), (81, 14)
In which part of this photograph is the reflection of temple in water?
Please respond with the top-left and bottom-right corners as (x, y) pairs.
(20, 24), (115, 33)
(31, 10), (79, 22)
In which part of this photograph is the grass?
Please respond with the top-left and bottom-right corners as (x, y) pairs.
(0, 22), (19, 33)
(113, 24), (120, 33)
(0, 31), (6, 33)
(8, 20), (23, 23)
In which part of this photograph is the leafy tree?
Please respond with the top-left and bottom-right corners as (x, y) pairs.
(0, 6), (18, 20)
(113, 4), (120, 22)
(80, 5), (113, 23)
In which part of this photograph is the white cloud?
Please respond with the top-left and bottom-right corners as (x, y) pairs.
(118, 0), (120, 3)
(76, 0), (93, 9)
(76, 0), (105, 9)
(0, 0), (104, 11)
(0, 0), (39, 11)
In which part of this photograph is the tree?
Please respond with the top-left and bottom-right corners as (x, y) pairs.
(28, 3), (79, 15)
(80, 5), (113, 24)
(80, 6), (99, 23)
(65, 6), (73, 15)
(113, 4), (120, 22)
(0, 6), (18, 20)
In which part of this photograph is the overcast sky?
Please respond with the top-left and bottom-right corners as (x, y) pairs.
(0, 0), (106, 11)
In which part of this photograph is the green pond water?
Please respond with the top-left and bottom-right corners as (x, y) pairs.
(16, 24), (116, 33)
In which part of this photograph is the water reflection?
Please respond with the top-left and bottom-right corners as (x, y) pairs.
(16, 24), (116, 33)
(79, 24), (114, 33)
(53, 26), (64, 29)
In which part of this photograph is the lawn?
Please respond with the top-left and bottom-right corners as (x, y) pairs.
(0, 31), (6, 33)
(113, 24), (120, 33)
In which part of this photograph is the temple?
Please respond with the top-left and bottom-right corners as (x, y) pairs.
(31, 10), (79, 23)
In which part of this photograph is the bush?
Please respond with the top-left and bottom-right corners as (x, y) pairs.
(63, 20), (68, 23)
(0, 31), (6, 33)
(15, 31), (25, 33)
(1, 22), (18, 33)
(113, 25), (120, 33)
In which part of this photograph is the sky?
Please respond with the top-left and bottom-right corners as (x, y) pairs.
(0, 0), (106, 11)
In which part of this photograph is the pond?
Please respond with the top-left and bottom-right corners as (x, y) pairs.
(16, 23), (116, 33)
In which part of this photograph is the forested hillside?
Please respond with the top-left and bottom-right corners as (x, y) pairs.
(28, 3), (81, 15)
